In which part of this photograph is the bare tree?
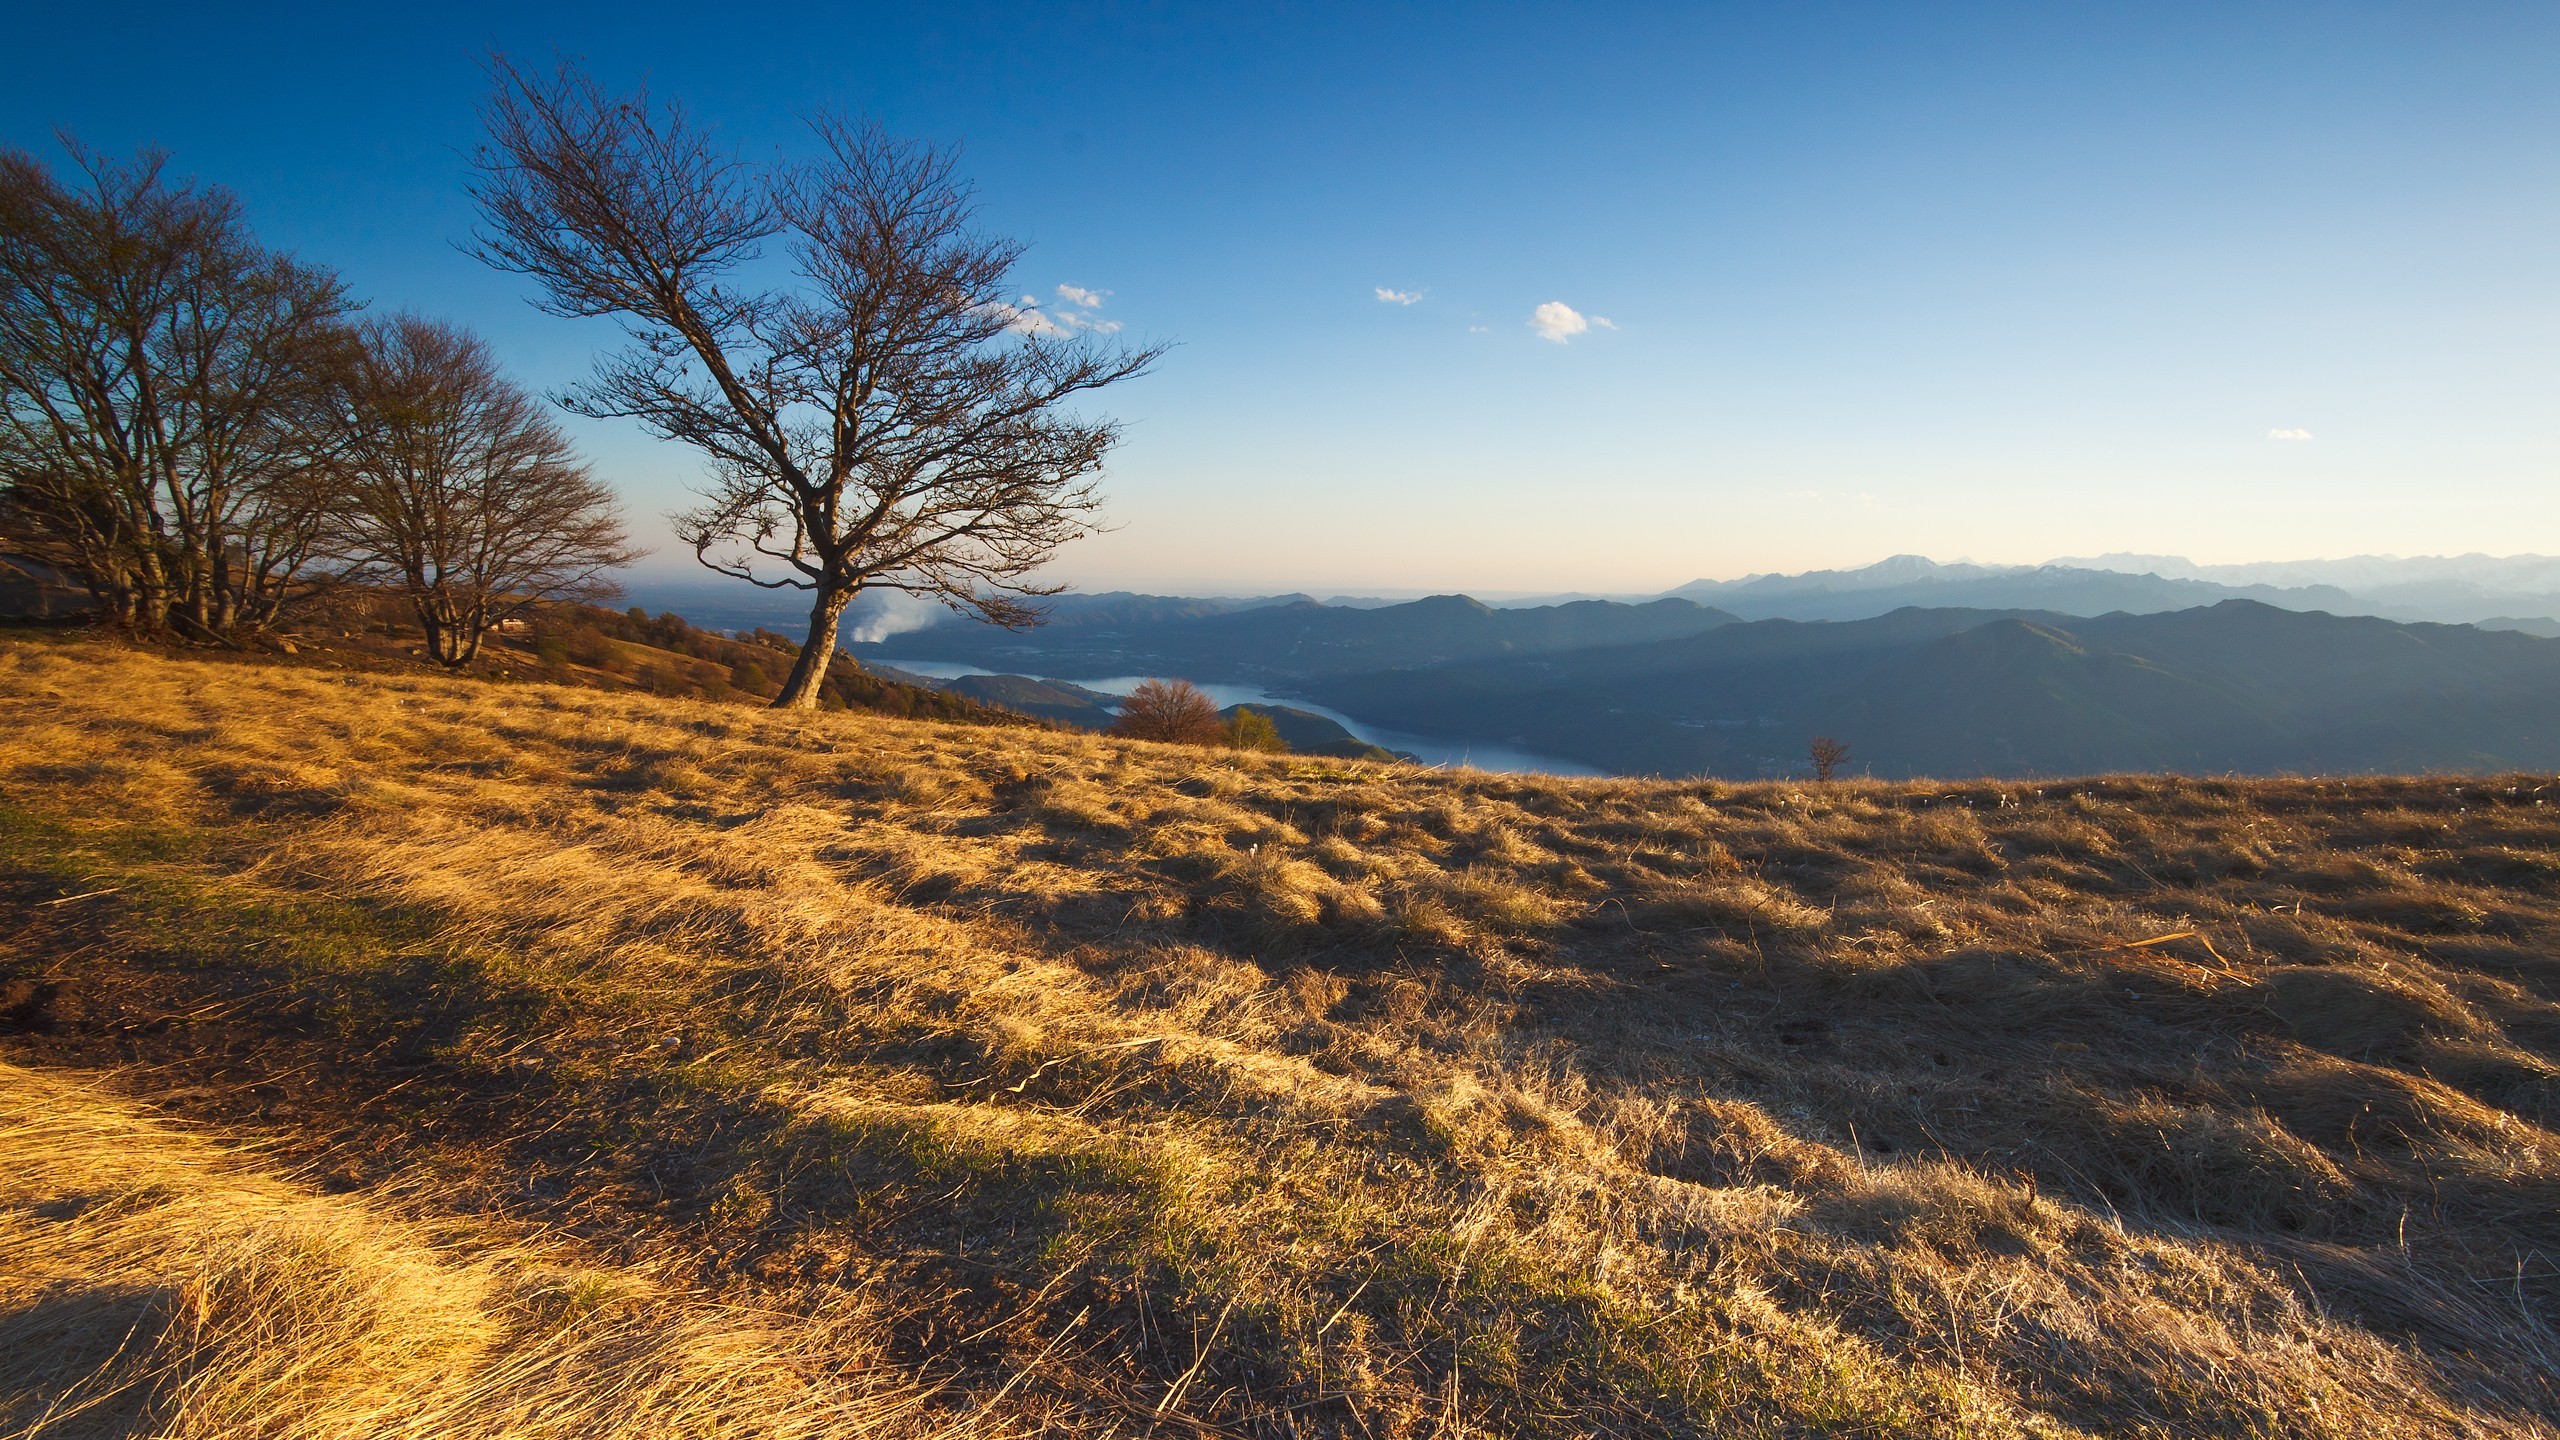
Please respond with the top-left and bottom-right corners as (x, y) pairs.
(0, 142), (355, 641)
(1110, 678), (1226, 745)
(468, 60), (1162, 709)
(1808, 735), (1851, 781)
(329, 315), (638, 668)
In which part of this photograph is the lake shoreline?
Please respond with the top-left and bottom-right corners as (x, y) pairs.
(861, 657), (1610, 777)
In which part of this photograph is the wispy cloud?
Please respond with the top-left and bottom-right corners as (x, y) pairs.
(1531, 300), (1611, 343)
(985, 296), (1069, 337)
(2268, 428), (2313, 441)
(1375, 286), (1423, 305)
(986, 286), (1123, 337)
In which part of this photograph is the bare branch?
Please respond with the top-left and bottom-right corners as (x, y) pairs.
(0, 139), (357, 638)
(471, 60), (1163, 707)
(325, 314), (641, 667)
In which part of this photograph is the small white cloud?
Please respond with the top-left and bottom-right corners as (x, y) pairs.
(1592, 316), (1617, 330)
(1468, 324), (1488, 333)
(2268, 428), (2313, 441)
(978, 298), (1070, 337)
(984, 289), (1122, 337)
(1001, 304), (1068, 337)
(1530, 300), (1591, 343)
(1375, 286), (1423, 305)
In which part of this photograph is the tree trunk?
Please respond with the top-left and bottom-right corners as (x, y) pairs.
(425, 622), (481, 668)
(773, 587), (853, 711)
(418, 599), (483, 670)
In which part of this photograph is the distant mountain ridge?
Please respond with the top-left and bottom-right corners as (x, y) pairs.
(853, 580), (2560, 777)
(859, 592), (1739, 681)
(1525, 552), (2560, 625)
(1306, 600), (2560, 779)
(2051, 551), (2560, 592)
(629, 550), (2560, 645)
(1665, 551), (2560, 627)
(1662, 557), (2371, 623)
(2045, 552), (2560, 625)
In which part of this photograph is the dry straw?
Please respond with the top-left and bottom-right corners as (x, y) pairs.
(3, 638), (2558, 1437)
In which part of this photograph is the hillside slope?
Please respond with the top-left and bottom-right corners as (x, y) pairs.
(4, 639), (2559, 1437)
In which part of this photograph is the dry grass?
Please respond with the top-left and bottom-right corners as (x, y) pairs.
(3, 636), (2559, 1437)
(0, 1063), (962, 1439)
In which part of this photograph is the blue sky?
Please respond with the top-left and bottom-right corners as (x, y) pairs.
(6, 3), (2557, 593)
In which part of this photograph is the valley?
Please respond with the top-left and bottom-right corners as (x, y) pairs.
(843, 587), (2560, 780)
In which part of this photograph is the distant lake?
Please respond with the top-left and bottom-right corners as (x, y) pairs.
(874, 659), (1609, 777)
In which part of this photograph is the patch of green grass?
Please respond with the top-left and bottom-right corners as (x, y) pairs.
(0, 801), (554, 1053)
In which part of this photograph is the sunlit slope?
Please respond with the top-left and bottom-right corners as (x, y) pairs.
(3, 638), (2558, 1438)
(0, 1062), (945, 1439)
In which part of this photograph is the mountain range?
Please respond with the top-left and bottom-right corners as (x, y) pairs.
(851, 589), (2560, 779)
(861, 592), (1735, 681)
(1651, 553), (2560, 626)
(1305, 601), (2560, 778)
(1660, 559), (2374, 623)
(623, 551), (2560, 643)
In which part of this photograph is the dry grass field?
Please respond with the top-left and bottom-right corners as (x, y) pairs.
(4, 633), (2559, 1438)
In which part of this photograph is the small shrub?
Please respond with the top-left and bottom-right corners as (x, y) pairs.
(1225, 707), (1287, 753)
(565, 628), (618, 668)
(1110, 679), (1226, 745)
(1809, 736), (1850, 781)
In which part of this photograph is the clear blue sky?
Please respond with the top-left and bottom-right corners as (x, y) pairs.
(7, 3), (2556, 593)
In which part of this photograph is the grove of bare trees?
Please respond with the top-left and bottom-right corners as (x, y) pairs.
(0, 142), (637, 656)
(0, 145), (357, 640)
(329, 316), (636, 667)
(470, 59), (1160, 708)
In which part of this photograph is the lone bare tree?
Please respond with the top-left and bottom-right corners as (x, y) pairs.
(329, 315), (638, 667)
(1808, 735), (1851, 781)
(469, 60), (1161, 708)
(0, 142), (356, 640)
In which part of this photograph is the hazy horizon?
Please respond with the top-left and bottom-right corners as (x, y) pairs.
(609, 547), (2560, 602)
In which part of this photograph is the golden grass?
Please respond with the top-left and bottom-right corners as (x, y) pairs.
(0, 1063), (959, 1439)
(2, 635), (2559, 1437)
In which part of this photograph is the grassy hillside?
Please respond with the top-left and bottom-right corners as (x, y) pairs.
(307, 596), (1036, 727)
(4, 638), (2559, 1438)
